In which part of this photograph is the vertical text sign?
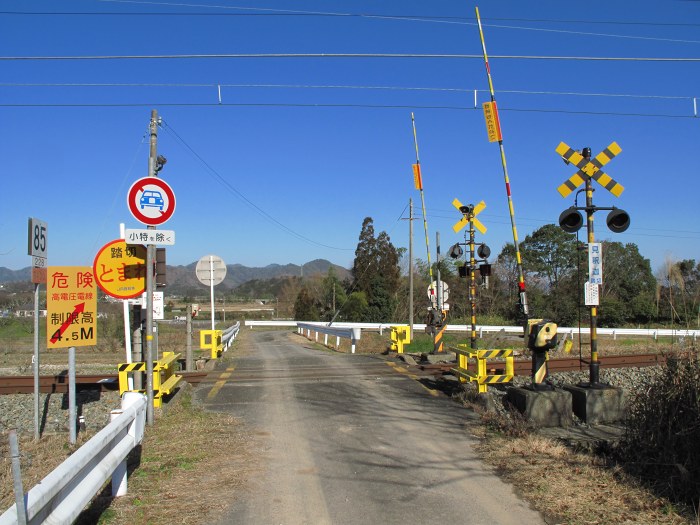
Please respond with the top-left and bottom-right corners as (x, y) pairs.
(47, 266), (97, 348)
(482, 101), (503, 143)
(588, 242), (603, 285)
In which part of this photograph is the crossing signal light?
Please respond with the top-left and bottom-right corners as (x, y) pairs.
(606, 208), (630, 233)
(448, 243), (463, 259)
(477, 244), (491, 260)
(559, 207), (584, 233)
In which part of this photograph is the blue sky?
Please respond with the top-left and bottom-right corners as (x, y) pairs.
(1, 0), (698, 276)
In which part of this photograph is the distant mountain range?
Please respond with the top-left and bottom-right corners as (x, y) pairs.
(0, 259), (350, 296)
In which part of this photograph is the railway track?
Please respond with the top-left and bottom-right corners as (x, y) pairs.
(0, 353), (665, 395)
(0, 371), (208, 395)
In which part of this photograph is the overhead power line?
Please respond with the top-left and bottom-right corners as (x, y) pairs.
(0, 82), (694, 101)
(1, 52), (699, 62)
(0, 101), (695, 119)
(160, 120), (354, 252)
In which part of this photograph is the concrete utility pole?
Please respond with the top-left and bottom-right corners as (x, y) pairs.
(145, 109), (158, 425)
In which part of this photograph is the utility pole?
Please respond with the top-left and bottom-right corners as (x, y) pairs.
(145, 109), (158, 425)
(408, 199), (414, 340)
(401, 198), (415, 340)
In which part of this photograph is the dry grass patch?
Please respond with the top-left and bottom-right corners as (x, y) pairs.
(476, 425), (692, 524)
(75, 386), (259, 525)
(1, 432), (96, 511)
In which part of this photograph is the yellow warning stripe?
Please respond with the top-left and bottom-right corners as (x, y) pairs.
(434, 324), (446, 353)
(386, 362), (438, 397)
(477, 349), (513, 359)
(118, 362), (146, 372)
(534, 361), (547, 384)
(207, 366), (235, 400)
(484, 375), (513, 384)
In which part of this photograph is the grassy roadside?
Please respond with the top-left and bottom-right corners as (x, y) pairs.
(76, 385), (259, 525)
(459, 390), (697, 525)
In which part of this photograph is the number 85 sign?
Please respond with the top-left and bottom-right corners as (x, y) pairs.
(27, 217), (47, 258)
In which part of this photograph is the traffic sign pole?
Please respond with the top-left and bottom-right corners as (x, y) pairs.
(28, 217), (47, 441)
(209, 256), (216, 331)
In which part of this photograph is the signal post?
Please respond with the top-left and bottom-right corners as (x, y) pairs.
(555, 142), (629, 424)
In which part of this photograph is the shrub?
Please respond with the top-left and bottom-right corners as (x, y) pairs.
(620, 351), (700, 508)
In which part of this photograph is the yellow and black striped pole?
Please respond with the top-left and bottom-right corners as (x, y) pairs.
(475, 7), (529, 321)
(469, 216), (478, 350)
(583, 150), (601, 385)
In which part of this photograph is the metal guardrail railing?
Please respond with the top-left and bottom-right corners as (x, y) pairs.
(221, 321), (240, 349)
(297, 322), (362, 354)
(246, 320), (699, 341)
(1, 393), (147, 525)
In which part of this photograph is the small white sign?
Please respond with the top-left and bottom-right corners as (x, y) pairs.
(142, 291), (164, 320)
(585, 281), (599, 306)
(125, 229), (175, 245)
(588, 242), (603, 285)
(427, 281), (450, 305)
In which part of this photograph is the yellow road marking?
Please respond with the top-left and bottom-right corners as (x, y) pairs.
(207, 366), (236, 400)
(385, 362), (438, 397)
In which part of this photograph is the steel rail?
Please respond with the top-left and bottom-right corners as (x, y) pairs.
(0, 371), (207, 395)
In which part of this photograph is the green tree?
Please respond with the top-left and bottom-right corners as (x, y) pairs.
(293, 286), (318, 321)
(351, 217), (402, 322)
(352, 217), (377, 297)
(520, 224), (578, 290)
(598, 241), (655, 326)
(343, 291), (368, 322)
(320, 267), (347, 322)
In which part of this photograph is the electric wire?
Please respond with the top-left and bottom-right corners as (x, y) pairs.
(0, 101), (695, 119)
(1, 52), (699, 62)
(91, 131), (147, 255)
(159, 120), (353, 252)
(1, 82), (693, 101)
(6, 3), (700, 45)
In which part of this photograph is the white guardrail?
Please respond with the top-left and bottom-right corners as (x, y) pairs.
(247, 320), (699, 341)
(297, 322), (362, 353)
(221, 321), (241, 350)
(1, 393), (147, 525)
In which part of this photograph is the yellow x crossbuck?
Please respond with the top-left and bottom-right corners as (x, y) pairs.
(452, 198), (487, 234)
(555, 141), (625, 198)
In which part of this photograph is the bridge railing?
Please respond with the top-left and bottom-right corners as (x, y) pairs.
(297, 322), (362, 354)
(1, 393), (146, 525)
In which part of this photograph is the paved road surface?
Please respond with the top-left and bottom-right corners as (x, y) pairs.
(198, 330), (545, 525)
